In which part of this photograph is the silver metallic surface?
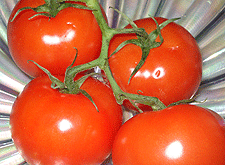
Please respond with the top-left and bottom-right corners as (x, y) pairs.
(0, 0), (225, 164)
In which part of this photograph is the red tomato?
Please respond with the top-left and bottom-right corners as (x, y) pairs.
(112, 104), (225, 165)
(10, 76), (123, 165)
(108, 17), (202, 110)
(7, 0), (106, 77)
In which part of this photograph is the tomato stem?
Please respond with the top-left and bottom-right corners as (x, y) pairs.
(16, 0), (169, 111)
(61, 0), (168, 111)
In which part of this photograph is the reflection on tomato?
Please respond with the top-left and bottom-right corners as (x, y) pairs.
(112, 104), (225, 165)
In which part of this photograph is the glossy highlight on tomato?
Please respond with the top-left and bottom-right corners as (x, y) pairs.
(108, 17), (202, 110)
(7, 0), (106, 77)
(10, 76), (123, 165)
(112, 104), (225, 165)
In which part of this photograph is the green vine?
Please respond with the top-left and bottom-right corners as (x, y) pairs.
(13, 0), (186, 112)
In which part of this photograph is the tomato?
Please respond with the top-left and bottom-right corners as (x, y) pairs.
(10, 76), (123, 165)
(7, 0), (106, 78)
(112, 104), (225, 165)
(108, 17), (202, 110)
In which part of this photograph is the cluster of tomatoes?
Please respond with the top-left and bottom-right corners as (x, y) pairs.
(7, 0), (225, 164)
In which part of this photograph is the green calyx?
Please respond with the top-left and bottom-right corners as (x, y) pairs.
(11, 0), (94, 21)
(109, 15), (180, 84)
(28, 49), (100, 112)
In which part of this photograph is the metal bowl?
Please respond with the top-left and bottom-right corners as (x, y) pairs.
(0, 0), (225, 164)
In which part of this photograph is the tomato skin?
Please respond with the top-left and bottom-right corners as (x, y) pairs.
(7, 0), (105, 78)
(112, 104), (225, 165)
(10, 76), (123, 165)
(108, 17), (202, 110)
